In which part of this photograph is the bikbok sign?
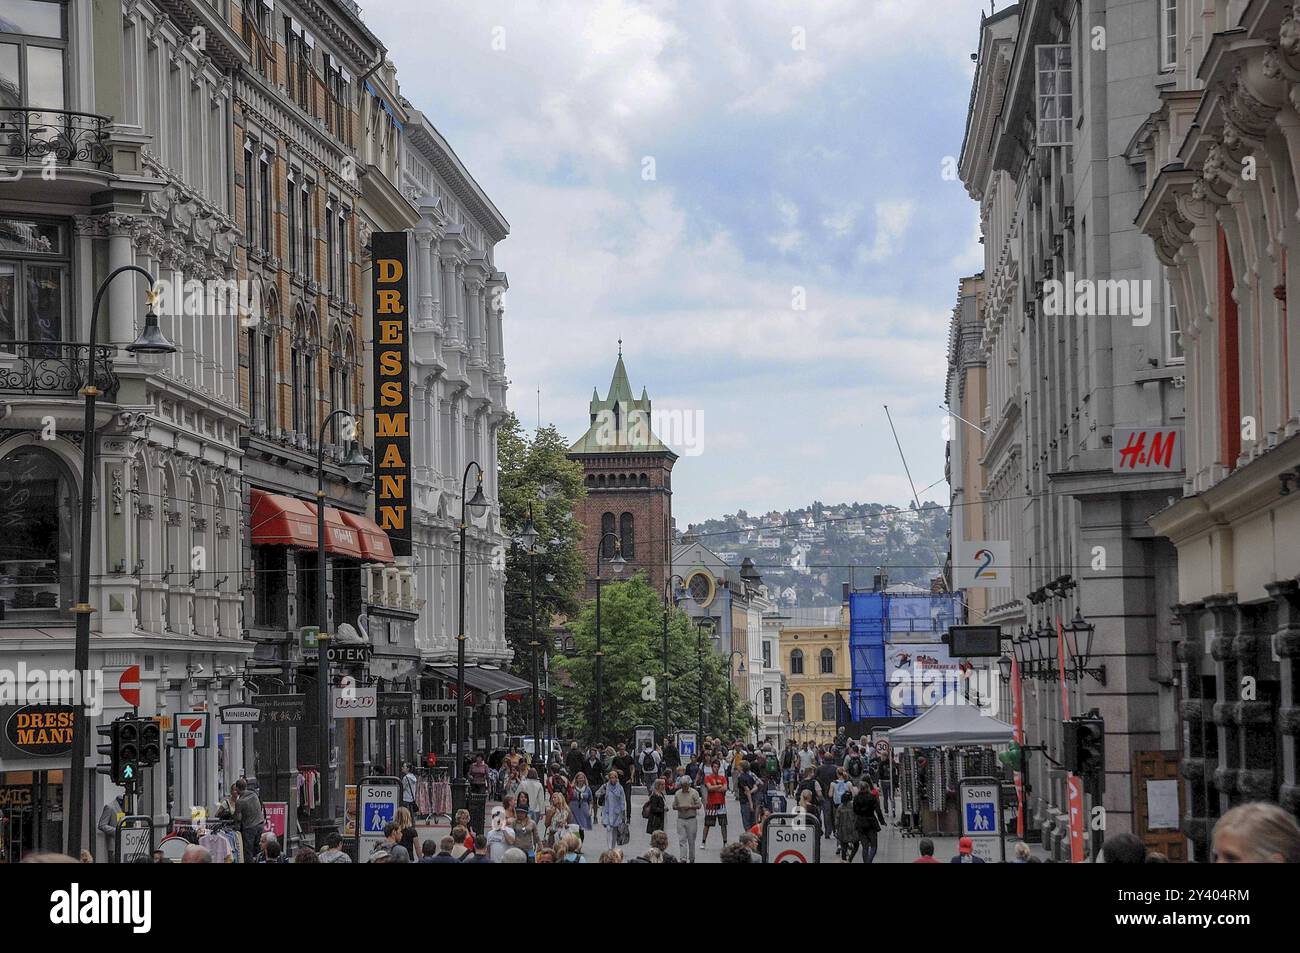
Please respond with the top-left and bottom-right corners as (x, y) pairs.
(372, 233), (412, 557)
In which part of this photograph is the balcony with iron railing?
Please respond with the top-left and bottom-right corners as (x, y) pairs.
(0, 108), (112, 171)
(0, 342), (120, 401)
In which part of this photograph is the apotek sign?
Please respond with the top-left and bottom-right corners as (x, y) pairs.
(372, 232), (412, 557)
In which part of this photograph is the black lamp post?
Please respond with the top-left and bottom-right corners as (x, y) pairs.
(66, 265), (175, 858)
(751, 688), (765, 746)
(1064, 606), (1105, 684)
(695, 616), (714, 739)
(727, 651), (746, 738)
(663, 574), (686, 743)
(314, 410), (369, 829)
(593, 531), (624, 747)
(451, 462), (489, 810)
(519, 505), (542, 765)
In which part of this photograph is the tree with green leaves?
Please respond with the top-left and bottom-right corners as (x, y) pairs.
(498, 413), (586, 698)
(553, 575), (754, 746)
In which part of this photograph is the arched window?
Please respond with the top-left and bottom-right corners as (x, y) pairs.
(328, 323), (344, 444)
(261, 325), (276, 431)
(821, 692), (835, 722)
(0, 445), (78, 619)
(305, 311), (319, 443)
(619, 512), (634, 558)
(639, 473), (648, 487)
(291, 306), (307, 434)
(600, 512), (616, 557)
(790, 649), (803, 675)
(790, 693), (805, 722)
(820, 648), (834, 674)
(247, 323), (260, 421)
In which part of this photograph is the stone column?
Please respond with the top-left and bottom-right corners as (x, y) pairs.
(415, 231), (436, 329)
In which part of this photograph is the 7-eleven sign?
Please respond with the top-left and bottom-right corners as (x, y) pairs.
(174, 712), (210, 749)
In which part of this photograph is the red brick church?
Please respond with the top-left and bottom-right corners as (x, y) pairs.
(568, 347), (677, 599)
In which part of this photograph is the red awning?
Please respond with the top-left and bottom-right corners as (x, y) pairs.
(249, 490), (316, 549)
(321, 506), (365, 559)
(338, 510), (396, 564)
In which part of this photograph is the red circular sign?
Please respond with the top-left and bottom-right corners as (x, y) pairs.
(118, 665), (141, 708)
(773, 849), (808, 863)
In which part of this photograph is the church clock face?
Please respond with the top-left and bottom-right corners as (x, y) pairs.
(687, 570), (715, 607)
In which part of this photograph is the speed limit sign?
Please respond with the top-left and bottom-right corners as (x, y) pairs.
(875, 738), (891, 757)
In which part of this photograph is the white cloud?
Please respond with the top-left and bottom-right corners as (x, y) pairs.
(857, 200), (915, 263)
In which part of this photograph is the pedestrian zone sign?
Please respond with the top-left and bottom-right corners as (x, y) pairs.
(358, 776), (400, 862)
(959, 777), (1005, 862)
(676, 730), (697, 758)
(762, 812), (820, 863)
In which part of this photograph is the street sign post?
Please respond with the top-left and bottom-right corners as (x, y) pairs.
(358, 776), (400, 862)
(634, 724), (656, 754)
(115, 815), (153, 864)
(959, 776), (1005, 862)
(762, 812), (821, 863)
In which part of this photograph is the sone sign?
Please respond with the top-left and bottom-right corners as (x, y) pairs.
(372, 233), (412, 557)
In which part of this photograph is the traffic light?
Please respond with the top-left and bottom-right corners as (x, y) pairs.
(139, 719), (162, 766)
(1062, 715), (1104, 777)
(96, 716), (154, 787)
(96, 720), (122, 784)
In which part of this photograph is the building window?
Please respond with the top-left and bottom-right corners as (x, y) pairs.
(325, 196), (335, 294)
(332, 557), (361, 631)
(252, 545), (287, 628)
(821, 692), (835, 722)
(763, 688), (772, 715)
(0, 0), (67, 118)
(301, 182), (313, 281)
(790, 693), (805, 722)
(286, 168), (297, 271)
(258, 149), (271, 251)
(337, 207), (348, 302)
(762, 641), (771, 668)
(819, 648), (834, 674)
(297, 550), (319, 626)
(1035, 44), (1073, 147)
(790, 649), (803, 675)
(1160, 0), (1177, 73)
(243, 142), (254, 245)
(262, 331), (275, 431)
(619, 512), (634, 559)
(600, 512), (616, 558)
(1165, 277), (1184, 364)
(0, 445), (76, 622)
(248, 325), (259, 422)
(0, 217), (66, 345)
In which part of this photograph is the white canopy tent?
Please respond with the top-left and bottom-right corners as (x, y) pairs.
(888, 700), (1014, 747)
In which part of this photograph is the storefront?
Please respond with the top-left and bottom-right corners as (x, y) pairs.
(422, 663), (531, 765)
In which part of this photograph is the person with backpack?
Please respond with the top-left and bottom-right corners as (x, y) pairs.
(851, 782), (886, 863)
(835, 790), (860, 861)
(734, 760), (758, 832)
(639, 742), (661, 796)
(794, 766), (824, 836)
(845, 746), (864, 783)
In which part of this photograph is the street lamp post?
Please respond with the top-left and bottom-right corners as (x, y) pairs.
(451, 462), (489, 811)
(752, 688), (765, 746)
(313, 409), (370, 830)
(726, 651), (746, 739)
(593, 532), (624, 747)
(519, 505), (541, 766)
(663, 574), (686, 743)
(695, 617), (714, 739)
(66, 265), (175, 858)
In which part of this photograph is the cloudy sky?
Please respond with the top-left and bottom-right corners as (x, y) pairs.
(365, 0), (989, 526)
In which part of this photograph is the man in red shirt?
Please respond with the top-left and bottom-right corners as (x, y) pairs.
(912, 837), (941, 863)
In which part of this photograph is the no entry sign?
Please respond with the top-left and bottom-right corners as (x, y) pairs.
(118, 666), (141, 707)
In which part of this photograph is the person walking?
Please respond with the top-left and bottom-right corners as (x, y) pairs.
(401, 762), (419, 817)
(950, 836), (985, 863)
(834, 790), (860, 861)
(735, 760), (757, 832)
(598, 769), (628, 852)
(645, 777), (667, 835)
(672, 777), (703, 863)
(232, 778), (264, 864)
(565, 742), (585, 778)
(612, 745), (634, 807)
(851, 782), (886, 863)
(543, 791), (573, 848)
(701, 758), (729, 847)
(639, 742), (661, 796)
(518, 768), (546, 823)
(568, 771), (594, 842)
(511, 793), (540, 861)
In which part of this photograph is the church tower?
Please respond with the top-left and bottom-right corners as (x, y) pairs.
(568, 347), (677, 599)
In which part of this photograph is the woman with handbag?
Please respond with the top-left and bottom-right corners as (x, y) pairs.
(597, 769), (627, 852)
(568, 771), (593, 841)
(644, 777), (667, 834)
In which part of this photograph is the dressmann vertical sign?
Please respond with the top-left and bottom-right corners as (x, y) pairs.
(372, 232), (412, 557)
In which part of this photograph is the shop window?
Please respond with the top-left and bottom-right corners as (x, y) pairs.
(252, 545), (287, 628)
(332, 557), (362, 631)
(0, 445), (76, 622)
(297, 549), (320, 627)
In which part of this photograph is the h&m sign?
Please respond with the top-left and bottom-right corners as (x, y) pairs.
(372, 232), (412, 557)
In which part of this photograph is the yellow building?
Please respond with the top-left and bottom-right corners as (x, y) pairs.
(779, 606), (852, 745)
